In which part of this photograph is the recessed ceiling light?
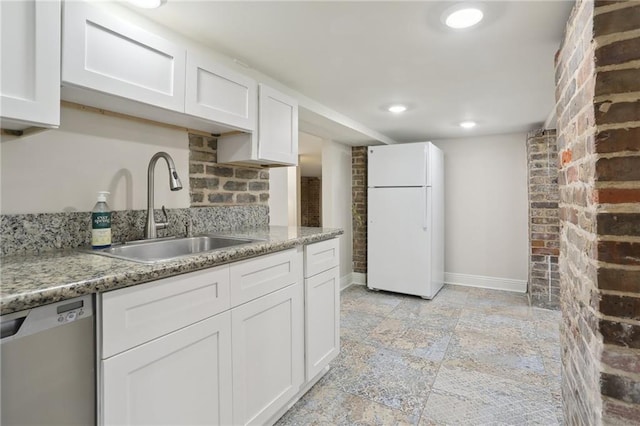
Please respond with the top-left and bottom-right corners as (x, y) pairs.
(460, 121), (477, 129)
(388, 105), (407, 113)
(128, 0), (166, 9)
(444, 6), (484, 29)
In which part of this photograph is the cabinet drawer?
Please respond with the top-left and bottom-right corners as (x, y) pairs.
(230, 248), (302, 307)
(304, 238), (339, 278)
(101, 266), (230, 358)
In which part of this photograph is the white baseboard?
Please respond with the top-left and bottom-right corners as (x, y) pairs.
(444, 272), (527, 293)
(352, 272), (367, 285)
(340, 273), (353, 291)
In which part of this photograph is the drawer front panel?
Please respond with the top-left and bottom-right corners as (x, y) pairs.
(101, 265), (230, 358)
(304, 238), (339, 278)
(230, 248), (302, 307)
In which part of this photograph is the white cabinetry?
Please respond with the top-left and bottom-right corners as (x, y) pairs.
(61, 1), (257, 134)
(102, 313), (232, 426)
(218, 84), (298, 166)
(229, 247), (304, 426)
(99, 242), (335, 425)
(0, 0), (60, 130)
(99, 266), (232, 426)
(231, 283), (304, 426)
(185, 52), (257, 132)
(304, 238), (340, 380)
(62, 1), (185, 112)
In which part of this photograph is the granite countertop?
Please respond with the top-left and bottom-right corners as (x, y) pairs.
(0, 226), (343, 315)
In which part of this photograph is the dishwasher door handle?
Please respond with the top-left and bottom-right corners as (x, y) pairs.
(1, 316), (26, 340)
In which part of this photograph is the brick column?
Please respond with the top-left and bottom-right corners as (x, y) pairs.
(527, 129), (561, 309)
(352, 147), (368, 273)
(555, 1), (640, 423)
(301, 176), (321, 227)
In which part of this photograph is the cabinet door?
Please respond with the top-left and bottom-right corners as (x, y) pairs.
(232, 283), (304, 426)
(305, 267), (340, 380)
(102, 312), (232, 426)
(185, 52), (257, 132)
(0, 0), (60, 129)
(258, 84), (298, 165)
(62, 1), (185, 112)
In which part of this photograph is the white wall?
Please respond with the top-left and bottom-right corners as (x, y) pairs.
(268, 166), (298, 227)
(321, 140), (353, 285)
(432, 133), (528, 285)
(1, 106), (190, 214)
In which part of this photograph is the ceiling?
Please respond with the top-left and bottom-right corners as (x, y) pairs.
(131, 1), (574, 143)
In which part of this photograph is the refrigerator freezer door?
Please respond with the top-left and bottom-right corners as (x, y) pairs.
(368, 142), (430, 187)
(368, 187), (433, 298)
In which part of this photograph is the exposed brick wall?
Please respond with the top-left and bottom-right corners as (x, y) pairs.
(556, 1), (640, 423)
(189, 134), (270, 206)
(527, 129), (561, 309)
(352, 146), (367, 273)
(301, 176), (321, 227)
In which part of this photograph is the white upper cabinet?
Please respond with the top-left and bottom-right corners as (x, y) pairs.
(0, 0), (60, 130)
(62, 1), (185, 112)
(218, 84), (298, 166)
(185, 52), (257, 132)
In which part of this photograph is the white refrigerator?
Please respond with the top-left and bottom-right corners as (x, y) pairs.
(367, 142), (444, 299)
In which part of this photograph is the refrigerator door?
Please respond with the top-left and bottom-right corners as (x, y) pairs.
(368, 142), (430, 187)
(368, 187), (434, 298)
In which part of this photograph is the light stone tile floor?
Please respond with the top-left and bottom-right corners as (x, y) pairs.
(276, 284), (563, 426)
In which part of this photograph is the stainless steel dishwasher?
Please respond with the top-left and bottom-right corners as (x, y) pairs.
(1, 294), (95, 425)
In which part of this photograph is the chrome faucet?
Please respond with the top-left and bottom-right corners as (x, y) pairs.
(144, 152), (183, 239)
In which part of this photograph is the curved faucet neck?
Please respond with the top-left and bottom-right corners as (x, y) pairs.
(145, 152), (181, 239)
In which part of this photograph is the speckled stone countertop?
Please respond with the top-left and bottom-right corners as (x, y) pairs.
(0, 226), (343, 315)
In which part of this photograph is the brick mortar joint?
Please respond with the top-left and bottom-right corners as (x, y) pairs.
(594, 1), (640, 15)
(595, 182), (640, 189)
(596, 59), (640, 73)
(594, 28), (640, 49)
(599, 288), (640, 299)
(600, 313), (640, 328)
(602, 343), (640, 357)
(596, 122), (640, 131)
(594, 92), (640, 104)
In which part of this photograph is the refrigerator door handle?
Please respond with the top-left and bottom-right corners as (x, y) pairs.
(424, 145), (430, 187)
(423, 186), (430, 230)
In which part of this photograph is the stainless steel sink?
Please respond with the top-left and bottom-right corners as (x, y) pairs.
(90, 235), (260, 264)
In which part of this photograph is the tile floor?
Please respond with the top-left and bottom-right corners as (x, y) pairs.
(276, 284), (562, 426)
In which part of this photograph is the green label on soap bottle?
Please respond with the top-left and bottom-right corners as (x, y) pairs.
(92, 212), (111, 229)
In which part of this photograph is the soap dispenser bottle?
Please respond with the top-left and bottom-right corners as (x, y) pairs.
(92, 191), (112, 249)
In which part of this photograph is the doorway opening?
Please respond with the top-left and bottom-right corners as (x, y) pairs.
(298, 133), (323, 227)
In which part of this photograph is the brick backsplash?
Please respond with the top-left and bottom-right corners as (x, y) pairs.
(555, 0), (640, 423)
(189, 134), (269, 206)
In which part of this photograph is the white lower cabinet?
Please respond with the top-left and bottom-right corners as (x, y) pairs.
(231, 282), (304, 426)
(99, 241), (337, 425)
(101, 312), (232, 426)
(304, 238), (340, 380)
(305, 267), (340, 380)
